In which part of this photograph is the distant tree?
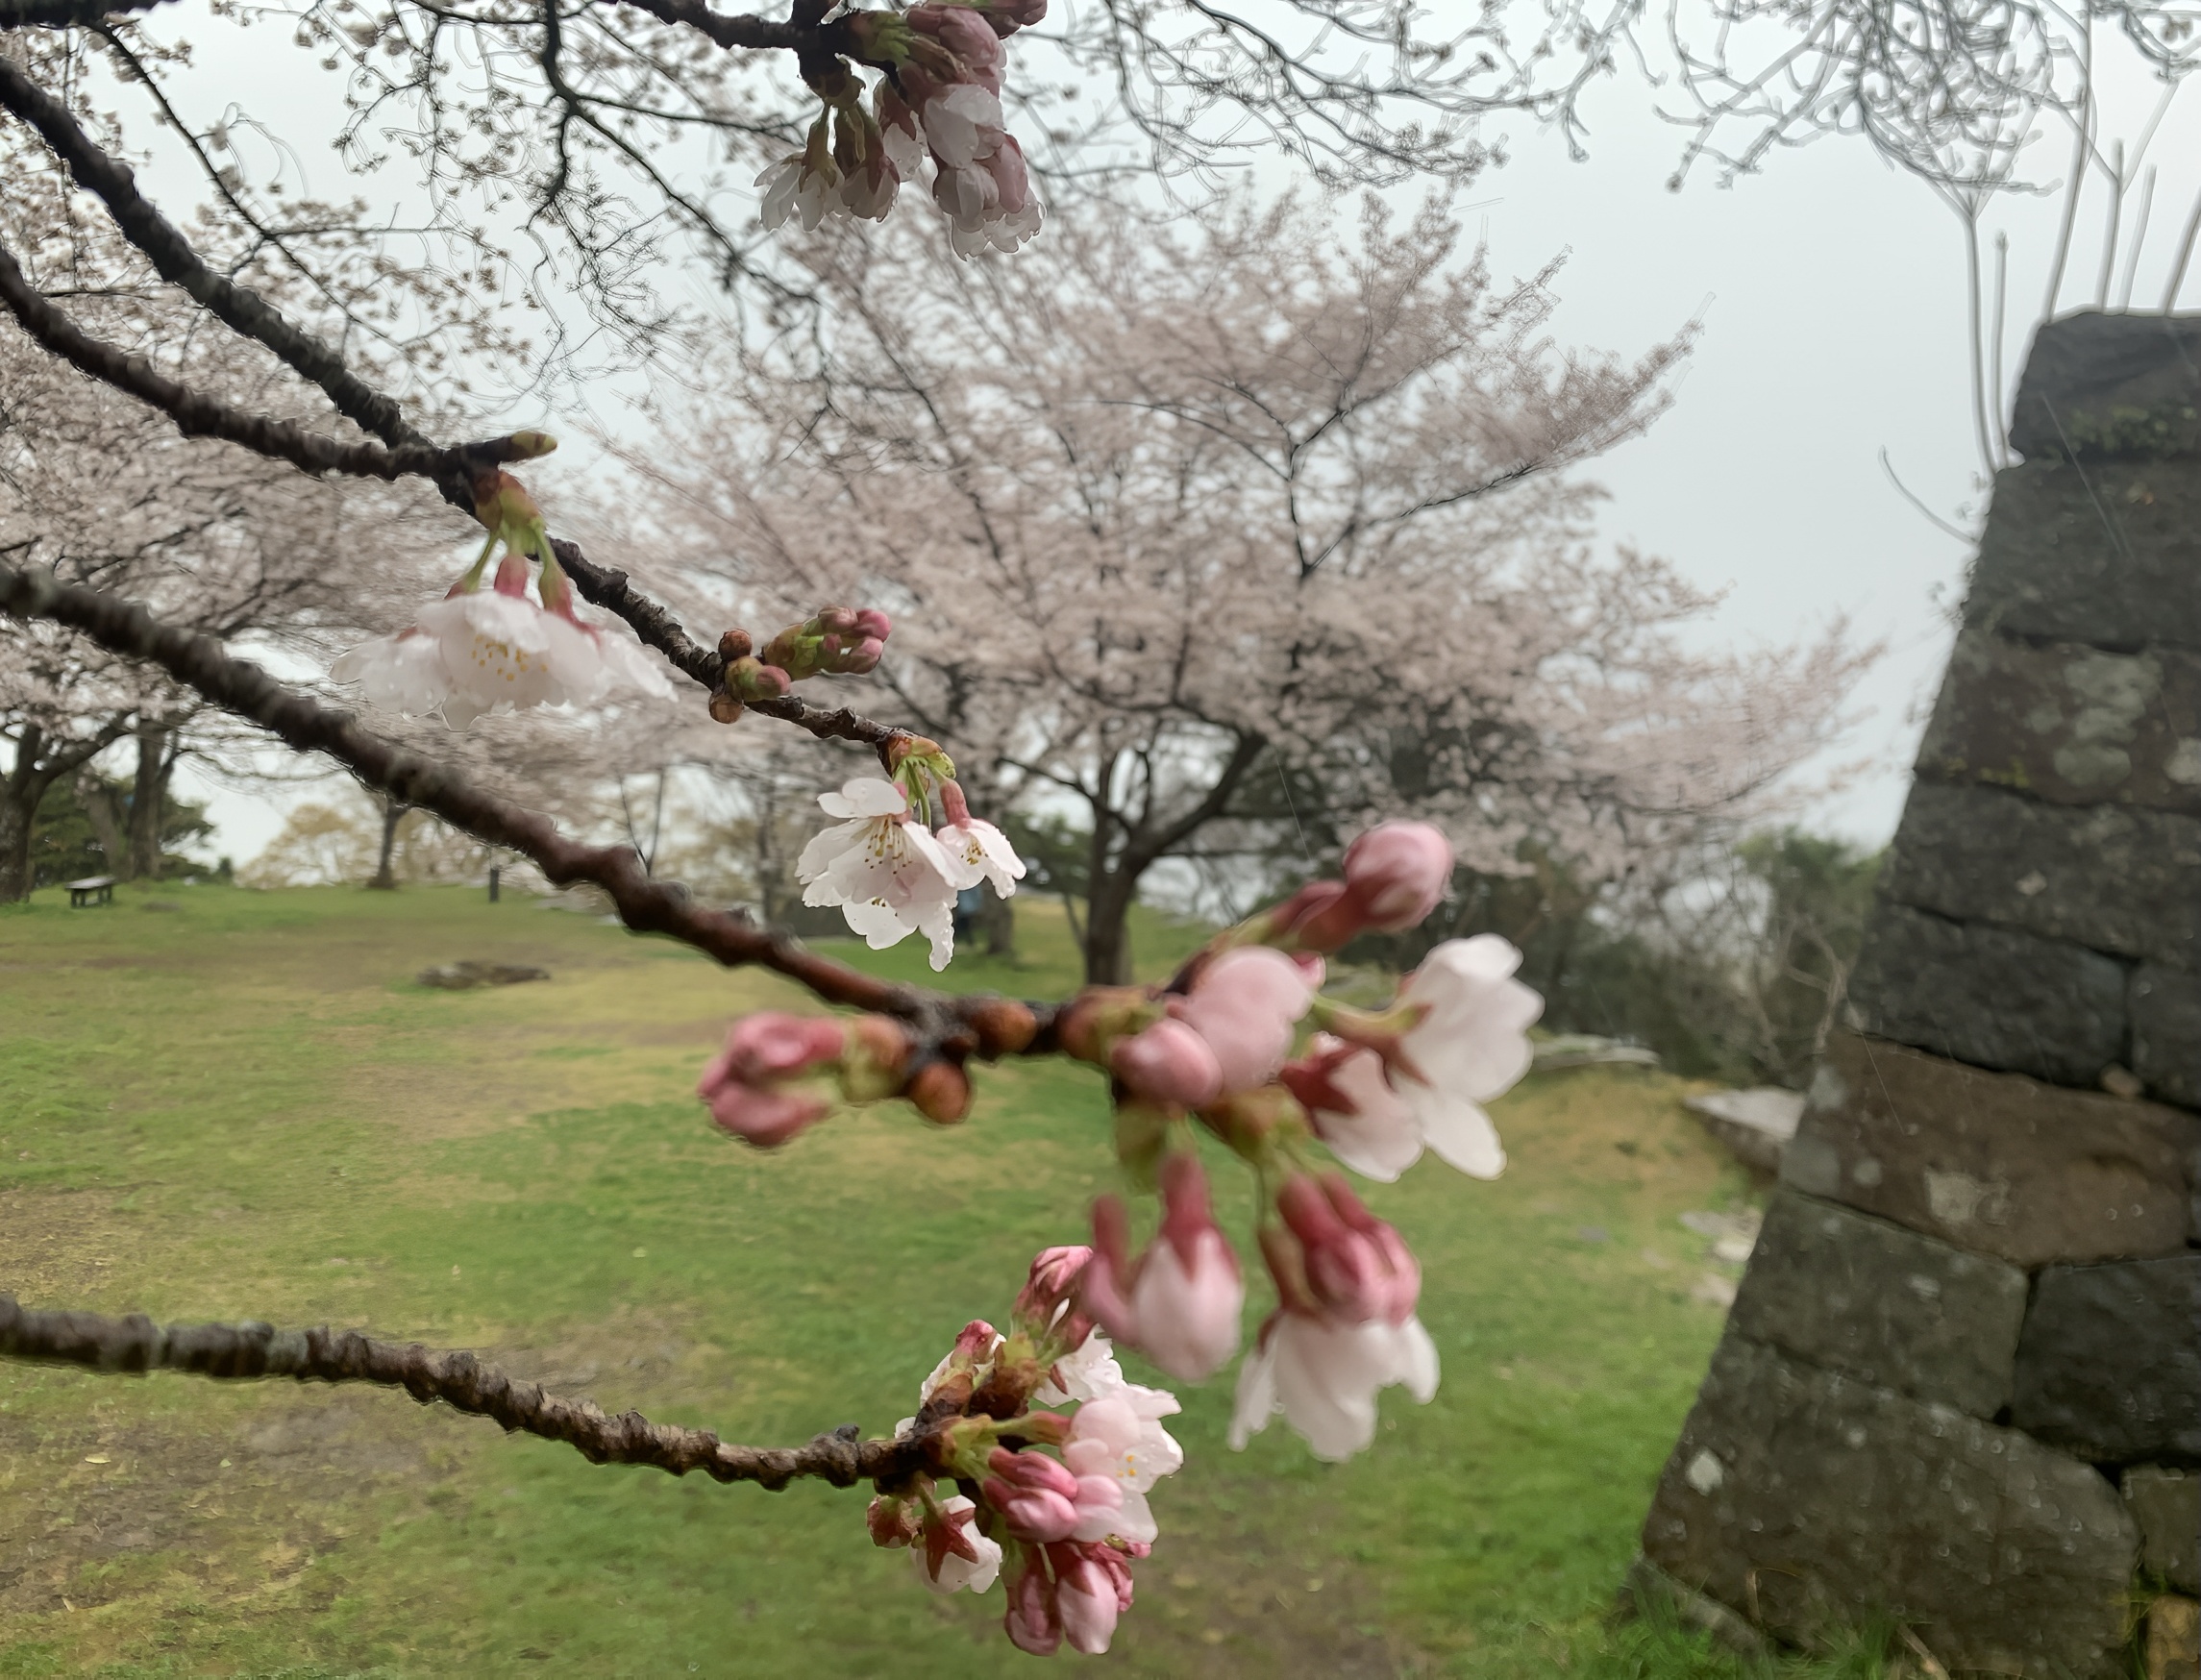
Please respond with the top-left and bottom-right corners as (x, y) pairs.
(27, 770), (211, 888)
(643, 196), (1866, 983)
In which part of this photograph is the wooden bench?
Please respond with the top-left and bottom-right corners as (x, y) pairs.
(66, 876), (117, 907)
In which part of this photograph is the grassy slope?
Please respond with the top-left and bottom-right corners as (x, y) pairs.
(0, 883), (1859, 1678)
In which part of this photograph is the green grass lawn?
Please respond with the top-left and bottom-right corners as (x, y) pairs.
(0, 882), (1876, 1678)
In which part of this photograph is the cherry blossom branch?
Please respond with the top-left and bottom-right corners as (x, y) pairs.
(0, 558), (1055, 1059)
(0, 1293), (926, 1490)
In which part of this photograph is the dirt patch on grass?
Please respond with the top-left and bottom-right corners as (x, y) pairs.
(0, 1188), (137, 1304)
(0, 1387), (441, 1621)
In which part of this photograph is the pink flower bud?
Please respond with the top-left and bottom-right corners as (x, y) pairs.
(1139, 1152), (1245, 1380)
(1054, 1546), (1122, 1653)
(1003, 1546), (1062, 1656)
(704, 1083), (829, 1148)
(983, 1447), (1082, 1543)
(853, 606), (892, 640)
(1015, 1245), (1093, 1332)
(491, 551), (532, 597)
(727, 655), (793, 701)
(1110, 1019), (1223, 1110)
(709, 1011), (846, 1085)
(1079, 1157), (1244, 1382)
(980, 133), (1030, 214)
(1177, 946), (1313, 1093)
(1274, 1173), (1421, 1325)
(815, 605), (858, 634)
(1342, 821), (1453, 931)
(697, 1013), (844, 1149)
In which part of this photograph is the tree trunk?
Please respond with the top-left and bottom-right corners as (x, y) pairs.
(1, 727), (51, 904)
(1082, 866), (1140, 985)
(124, 726), (175, 881)
(0, 792), (35, 904)
(977, 891), (1015, 956)
(76, 769), (126, 872)
(368, 798), (407, 890)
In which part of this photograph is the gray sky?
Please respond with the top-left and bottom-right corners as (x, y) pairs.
(144, 16), (2201, 863)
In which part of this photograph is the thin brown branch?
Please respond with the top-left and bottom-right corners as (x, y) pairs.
(0, 558), (1056, 1059)
(0, 1294), (923, 1491)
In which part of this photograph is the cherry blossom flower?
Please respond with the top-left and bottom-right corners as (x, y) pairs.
(1060, 1385), (1181, 1544)
(1108, 1019), (1222, 1110)
(796, 777), (962, 968)
(936, 780), (1026, 898)
(695, 1012), (847, 1148)
(913, 1495), (1002, 1594)
(1177, 945), (1315, 1093)
(1228, 1311), (1441, 1462)
(1035, 1326), (1125, 1405)
(757, 117), (841, 232)
(1292, 935), (1541, 1181)
(330, 552), (666, 729)
(1083, 1151), (1245, 1381)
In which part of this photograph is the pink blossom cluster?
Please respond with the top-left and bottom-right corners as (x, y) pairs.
(1064, 821), (1545, 1459)
(795, 769), (1025, 969)
(758, 1), (1045, 256)
(868, 1248), (1177, 1656)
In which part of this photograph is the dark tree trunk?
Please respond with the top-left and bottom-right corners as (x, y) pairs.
(368, 798), (407, 890)
(77, 769), (126, 870)
(1, 727), (55, 903)
(124, 726), (177, 881)
(1082, 865), (1140, 985)
(0, 790), (35, 904)
(977, 891), (1015, 956)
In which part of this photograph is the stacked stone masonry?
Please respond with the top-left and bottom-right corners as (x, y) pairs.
(1638, 312), (2201, 1677)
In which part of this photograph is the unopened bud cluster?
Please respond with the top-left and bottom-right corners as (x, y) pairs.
(707, 605), (891, 723)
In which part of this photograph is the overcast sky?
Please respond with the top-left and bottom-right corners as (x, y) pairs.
(131, 13), (2201, 863)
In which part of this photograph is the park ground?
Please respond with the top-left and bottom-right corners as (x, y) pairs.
(1, 883), (1900, 1678)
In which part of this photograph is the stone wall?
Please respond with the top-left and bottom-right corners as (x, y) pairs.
(1633, 311), (2201, 1676)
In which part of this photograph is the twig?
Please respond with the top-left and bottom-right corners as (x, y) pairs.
(0, 1294), (922, 1492)
(0, 559), (1055, 1059)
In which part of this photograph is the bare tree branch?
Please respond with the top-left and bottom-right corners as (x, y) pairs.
(0, 0), (175, 25)
(0, 1293), (932, 1492)
(0, 557), (1055, 1059)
